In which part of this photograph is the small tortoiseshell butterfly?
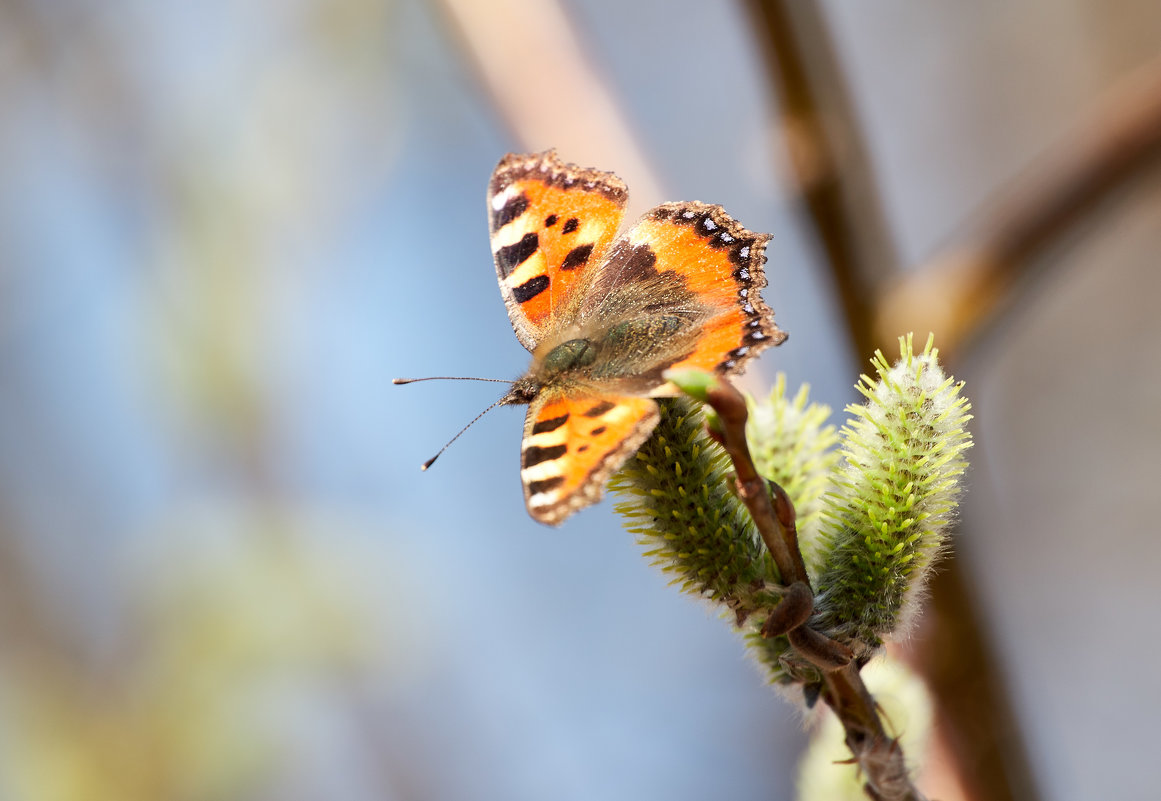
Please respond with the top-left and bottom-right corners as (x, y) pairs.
(488, 151), (786, 525)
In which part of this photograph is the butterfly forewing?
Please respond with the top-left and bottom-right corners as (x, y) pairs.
(488, 151), (628, 351)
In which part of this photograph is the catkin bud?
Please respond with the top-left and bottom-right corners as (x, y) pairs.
(811, 334), (973, 657)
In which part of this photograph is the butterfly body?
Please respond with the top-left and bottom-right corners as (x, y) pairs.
(490, 151), (785, 525)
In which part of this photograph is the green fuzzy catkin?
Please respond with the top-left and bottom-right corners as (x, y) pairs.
(811, 334), (973, 657)
(611, 398), (775, 611)
(747, 375), (840, 580)
(611, 397), (796, 684)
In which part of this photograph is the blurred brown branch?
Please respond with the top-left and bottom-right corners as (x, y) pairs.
(433, 0), (663, 208)
(876, 55), (1161, 358)
(746, 0), (899, 359)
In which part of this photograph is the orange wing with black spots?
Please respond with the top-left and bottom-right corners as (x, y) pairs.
(573, 201), (786, 385)
(488, 151), (627, 350)
(518, 392), (659, 525)
(620, 202), (785, 376)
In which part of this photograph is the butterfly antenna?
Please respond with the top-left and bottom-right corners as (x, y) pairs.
(420, 395), (508, 471)
(393, 376), (509, 385)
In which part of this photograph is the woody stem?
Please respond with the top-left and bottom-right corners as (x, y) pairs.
(702, 378), (925, 801)
(704, 381), (809, 588)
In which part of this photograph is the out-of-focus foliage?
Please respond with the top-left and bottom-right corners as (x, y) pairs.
(3, 523), (391, 801)
(0, 2), (410, 799)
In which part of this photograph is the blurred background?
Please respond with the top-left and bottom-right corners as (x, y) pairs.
(1, 1), (1159, 799)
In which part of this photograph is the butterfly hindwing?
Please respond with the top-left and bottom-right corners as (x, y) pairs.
(520, 392), (659, 525)
(489, 151), (628, 351)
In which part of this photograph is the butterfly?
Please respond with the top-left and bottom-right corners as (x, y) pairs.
(488, 150), (786, 525)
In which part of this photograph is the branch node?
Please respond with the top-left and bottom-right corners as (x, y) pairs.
(761, 580), (814, 637)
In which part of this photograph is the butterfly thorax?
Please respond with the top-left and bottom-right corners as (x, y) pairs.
(507, 314), (699, 407)
(539, 337), (599, 376)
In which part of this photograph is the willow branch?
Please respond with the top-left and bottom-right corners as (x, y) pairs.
(822, 663), (927, 801)
(705, 380), (809, 588)
(703, 379), (923, 801)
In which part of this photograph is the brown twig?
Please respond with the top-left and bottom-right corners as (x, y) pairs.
(705, 380), (810, 588)
(703, 378), (922, 801)
(823, 663), (926, 801)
